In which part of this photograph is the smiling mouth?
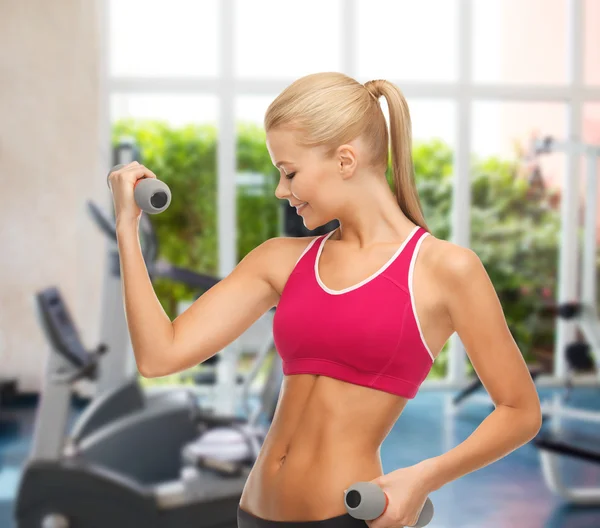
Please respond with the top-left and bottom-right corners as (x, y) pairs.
(296, 202), (308, 212)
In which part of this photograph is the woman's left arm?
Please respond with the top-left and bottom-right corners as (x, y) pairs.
(420, 244), (543, 491)
(366, 244), (543, 528)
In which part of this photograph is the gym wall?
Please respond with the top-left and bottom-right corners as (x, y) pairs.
(0, 0), (109, 392)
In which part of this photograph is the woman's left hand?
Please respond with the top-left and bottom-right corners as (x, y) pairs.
(365, 461), (435, 528)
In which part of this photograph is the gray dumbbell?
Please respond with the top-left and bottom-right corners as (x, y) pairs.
(344, 481), (434, 527)
(107, 163), (171, 215)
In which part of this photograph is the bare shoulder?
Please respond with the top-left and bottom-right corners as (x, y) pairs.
(253, 235), (320, 264)
(419, 234), (482, 280)
(251, 235), (321, 296)
(419, 233), (490, 314)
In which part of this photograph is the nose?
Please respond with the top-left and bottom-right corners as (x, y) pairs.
(274, 175), (290, 200)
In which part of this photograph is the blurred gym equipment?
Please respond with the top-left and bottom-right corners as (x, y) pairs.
(0, 377), (18, 427)
(15, 286), (274, 527)
(530, 137), (600, 505)
(450, 136), (600, 504)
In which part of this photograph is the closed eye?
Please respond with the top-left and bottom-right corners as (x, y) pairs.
(285, 172), (296, 180)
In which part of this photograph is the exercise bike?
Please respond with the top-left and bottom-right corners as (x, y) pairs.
(15, 286), (269, 528)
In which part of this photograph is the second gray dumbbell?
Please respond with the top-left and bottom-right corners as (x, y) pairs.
(344, 481), (434, 527)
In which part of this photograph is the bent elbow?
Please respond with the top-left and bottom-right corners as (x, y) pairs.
(521, 406), (543, 441)
(529, 410), (543, 437)
(137, 360), (161, 379)
(136, 354), (170, 379)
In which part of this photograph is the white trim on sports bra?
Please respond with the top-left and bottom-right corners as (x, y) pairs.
(314, 225), (420, 295)
(293, 236), (321, 267)
(408, 232), (435, 361)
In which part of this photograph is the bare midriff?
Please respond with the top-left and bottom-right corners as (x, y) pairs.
(239, 372), (408, 521)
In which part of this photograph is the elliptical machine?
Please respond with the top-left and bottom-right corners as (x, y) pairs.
(15, 286), (268, 528)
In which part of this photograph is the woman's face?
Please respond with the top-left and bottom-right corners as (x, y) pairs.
(266, 128), (340, 230)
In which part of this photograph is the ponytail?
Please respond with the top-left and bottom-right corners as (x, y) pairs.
(364, 80), (429, 232)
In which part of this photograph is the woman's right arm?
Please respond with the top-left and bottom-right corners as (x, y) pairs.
(116, 219), (280, 378)
(108, 161), (280, 378)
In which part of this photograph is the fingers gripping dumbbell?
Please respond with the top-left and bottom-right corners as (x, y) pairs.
(344, 481), (434, 527)
(107, 163), (172, 214)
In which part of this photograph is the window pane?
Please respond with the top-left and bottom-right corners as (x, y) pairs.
(470, 102), (566, 374)
(109, 0), (219, 77)
(472, 100), (566, 235)
(235, 96), (281, 264)
(472, 101), (565, 172)
(583, 103), (600, 143)
(236, 95), (273, 130)
(357, 0), (458, 82)
(585, 0), (600, 85)
(234, 0), (342, 79)
(472, 0), (568, 85)
(111, 94), (218, 126)
(236, 95), (284, 227)
(406, 99), (456, 147)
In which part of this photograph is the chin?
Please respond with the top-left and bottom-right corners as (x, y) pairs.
(302, 219), (317, 231)
(298, 205), (336, 231)
(303, 216), (333, 233)
(300, 211), (319, 229)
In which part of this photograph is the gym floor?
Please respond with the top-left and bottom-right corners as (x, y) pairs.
(1, 389), (599, 528)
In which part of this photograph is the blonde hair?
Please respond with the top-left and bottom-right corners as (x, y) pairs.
(264, 72), (429, 231)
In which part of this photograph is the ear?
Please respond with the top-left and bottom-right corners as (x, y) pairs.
(336, 144), (357, 179)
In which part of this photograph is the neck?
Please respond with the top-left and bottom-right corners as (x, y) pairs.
(332, 174), (415, 248)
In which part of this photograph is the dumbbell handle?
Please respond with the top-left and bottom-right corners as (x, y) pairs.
(344, 481), (434, 526)
(107, 164), (172, 215)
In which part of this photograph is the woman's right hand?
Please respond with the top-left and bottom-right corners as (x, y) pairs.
(107, 161), (159, 225)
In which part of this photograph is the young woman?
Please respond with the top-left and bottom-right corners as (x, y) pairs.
(108, 72), (542, 528)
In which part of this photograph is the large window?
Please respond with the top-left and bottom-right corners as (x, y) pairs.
(107, 0), (600, 387)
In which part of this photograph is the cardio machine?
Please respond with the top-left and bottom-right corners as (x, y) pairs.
(15, 286), (271, 528)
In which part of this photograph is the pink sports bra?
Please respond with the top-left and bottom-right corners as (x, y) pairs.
(272, 225), (435, 399)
